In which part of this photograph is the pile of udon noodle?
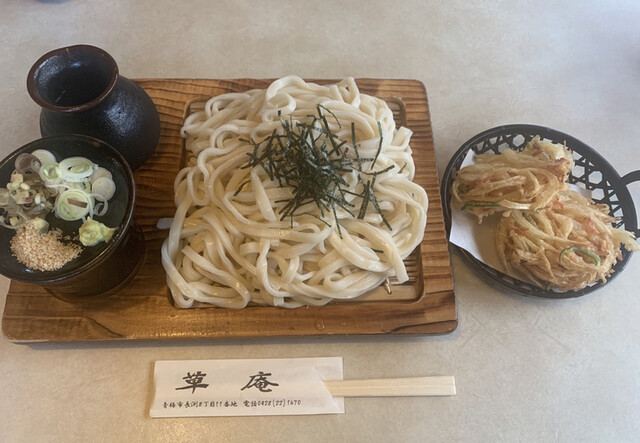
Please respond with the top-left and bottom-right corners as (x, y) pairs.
(452, 136), (639, 291)
(161, 76), (428, 308)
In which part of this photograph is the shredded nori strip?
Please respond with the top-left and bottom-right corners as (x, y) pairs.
(237, 106), (390, 236)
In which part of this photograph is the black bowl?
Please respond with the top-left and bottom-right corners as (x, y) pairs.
(0, 134), (145, 302)
(441, 124), (639, 299)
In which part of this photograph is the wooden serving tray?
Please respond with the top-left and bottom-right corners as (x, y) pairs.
(1, 78), (456, 342)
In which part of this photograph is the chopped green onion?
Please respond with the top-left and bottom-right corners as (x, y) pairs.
(91, 177), (116, 201)
(31, 149), (57, 164)
(39, 162), (60, 184)
(90, 167), (112, 182)
(58, 157), (96, 182)
(55, 189), (93, 221)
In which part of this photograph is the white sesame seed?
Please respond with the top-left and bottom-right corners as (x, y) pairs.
(10, 219), (83, 271)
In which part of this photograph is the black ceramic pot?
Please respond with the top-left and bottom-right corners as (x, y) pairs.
(26, 44), (160, 170)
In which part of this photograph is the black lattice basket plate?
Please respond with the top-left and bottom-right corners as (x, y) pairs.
(441, 124), (640, 299)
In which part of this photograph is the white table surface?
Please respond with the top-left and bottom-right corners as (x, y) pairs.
(1, 1), (639, 442)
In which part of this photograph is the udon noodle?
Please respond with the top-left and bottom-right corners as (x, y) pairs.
(161, 76), (428, 308)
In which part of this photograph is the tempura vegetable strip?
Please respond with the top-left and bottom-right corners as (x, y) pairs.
(496, 190), (640, 291)
(452, 136), (574, 222)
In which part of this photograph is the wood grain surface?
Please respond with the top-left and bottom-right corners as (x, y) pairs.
(2, 78), (456, 342)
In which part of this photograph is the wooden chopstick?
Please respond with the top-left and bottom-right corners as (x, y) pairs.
(324, 376), (456, 398)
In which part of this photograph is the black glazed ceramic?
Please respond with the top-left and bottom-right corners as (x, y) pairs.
(27, 44), (160, 170)
(0, 134), (145, 302)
